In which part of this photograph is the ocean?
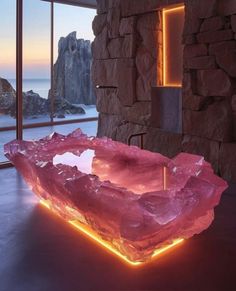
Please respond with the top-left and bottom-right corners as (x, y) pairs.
(1, 78), (98, 126)
(8, 79), (50, 99)
(0, 78), (98, 162)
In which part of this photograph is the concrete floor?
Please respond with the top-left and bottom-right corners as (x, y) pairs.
(0, 168), (236, 291)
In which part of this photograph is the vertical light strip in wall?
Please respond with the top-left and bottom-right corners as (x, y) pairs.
(162, 7), (166, 86)
(162, 5), (184, 87)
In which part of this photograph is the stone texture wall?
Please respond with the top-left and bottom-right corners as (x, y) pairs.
(92, 0), (182, 146)
(182, 0), (236, 181)
(92, 0), (163, 147)
(92, 0), (236, 182)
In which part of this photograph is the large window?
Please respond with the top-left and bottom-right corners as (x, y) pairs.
(0, 0), (97, 166)
(0, 0), (16, 162)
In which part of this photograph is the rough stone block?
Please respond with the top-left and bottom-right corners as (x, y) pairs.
(183, 94), (211, 111)
(107, 7), (121, 38)
(121, 0), (162, 17)
(209, 40), (236, 55)
(123, 34), (136, 58)
(197, 0), (217, 18)
(184, 44), (208, 58)
(182, 34), (196, 45)
(97, 0), (109, 14)
(218, 0), (236, 16)
(92, 59), (118, 87)
(144, 127), (182, 158)
(136, 46), (156, 79)
(119, 16), (136, 35)
(219, 143), (236, 182)
(184, 56), (216, 69)
(136, 63), (157, 101)
(109, 0), (120, 9)
(139, 29), (162, 59)
(96, 88), (122, 115)
(115, 121), (147, 146)
(183, 0), (201, 35)
(136, 45), (158, 101)
(97, 113), (123, 139)
(92, 27), (109, 60)
(216, 51), (236, 77)
(107, 35), (136, 59)
(137, 12), (162, 58)
(232, 95), (236, 112)
(107, 37), (123, 58)
(182, 135), (220, 173)
(92, 14), (107, 36)
(117, 59), (136, 106)
(231, 15), (236, 32)
(136, 77), (150, 101)
(183, 101), (233, 142)
(137, 11), (161, 31)
(200, 16), (224, 32)
(122, 101), (151, 126)
(184, 17), (201, 36)
(182, 72), (193, 97)
(197, 29), (234, 43)
(233, 113), (236, 141)
(196, 69), (232, 97)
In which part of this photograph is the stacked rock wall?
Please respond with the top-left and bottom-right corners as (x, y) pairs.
(92, 0), (181, 144)
(92, 0), (236, 182)
(182, 0), (236, 181)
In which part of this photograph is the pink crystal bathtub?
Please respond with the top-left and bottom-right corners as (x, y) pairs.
(4, 129), (227, 265)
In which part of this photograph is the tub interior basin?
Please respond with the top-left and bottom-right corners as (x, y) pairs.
(53, 148), (165, 194)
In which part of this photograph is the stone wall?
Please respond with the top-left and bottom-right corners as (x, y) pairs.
(92, 1), (163, 146)
(92, 0), (182, 146)
(92, 0), (236, 182)
(182, 0), (236, 181)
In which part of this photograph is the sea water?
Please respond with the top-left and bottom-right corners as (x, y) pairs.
(1, 78), (98, 125)
(8, 79), (50, 99)
(0, 78), (98, 162)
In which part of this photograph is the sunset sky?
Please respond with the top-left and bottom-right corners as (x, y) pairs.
(0, 0), (96, 79)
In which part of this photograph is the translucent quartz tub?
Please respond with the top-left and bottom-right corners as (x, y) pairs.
(4, 129), (227, 265)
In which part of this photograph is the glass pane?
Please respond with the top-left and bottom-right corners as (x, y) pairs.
(53, 4), (98, 124)
(23, 0), (51, 125)
(0, 0), (16, 162)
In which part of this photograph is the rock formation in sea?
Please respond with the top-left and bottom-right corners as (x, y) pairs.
(0, 79), (49, 117)
(0, 77), (85, 118)
(51, 98), (85, 118)
(0, 77), (16, 113)
(51, 31), (96, 105)
(21, 90), (49, 117)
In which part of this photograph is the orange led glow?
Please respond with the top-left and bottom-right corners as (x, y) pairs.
(162, 4), (185, 87)
(40, 199), (51, 209)
(39, 199), (184, 267)
(163, 166), (167, 190)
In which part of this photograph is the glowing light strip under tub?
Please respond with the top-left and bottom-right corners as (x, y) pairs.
(39, 199), (184, 267)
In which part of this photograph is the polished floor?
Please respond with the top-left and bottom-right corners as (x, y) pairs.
(0, 168), (236, 291)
